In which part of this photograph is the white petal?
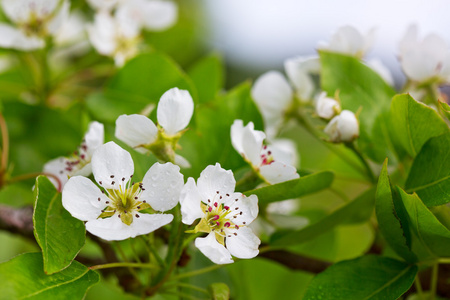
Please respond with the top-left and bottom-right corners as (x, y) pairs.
(225, 194), (258, 226)
(43, 157), (69, 189)
(225, 226), (260, 259)
(84, 121), (105, 158)
(174, 154), (191, 169)
(115, 114), (158, 151)
(197, 163), (236, 201)
(336, 110), (360, 142)
(259, 161), (299, 185)
(141, 162), (184, 212)
(157, 88), (194, 136)
(315, 92), (340, 120)
(284, 56), (319, 101)
(0, 24), (44, 50)
(142, 0), (178, 31)
(46, 0), (70, 35)
(269, 139), (299, 167)
(87, 12), (116, 56)
(231, 120), (265, 167)
(62, 176), (107, 221)
(399, 24), (418, 55)
(2, 0), (58, 23)
(87, 0), (120, 11)
(179, 177), (204, 225)
(195, 232), (233, 264)
(251, 71), (293, 116)
(366, 59), (394, 86)
(230, 119), (245, 155)
(86, 213), (173, 241)
(91, 142), (134, 190)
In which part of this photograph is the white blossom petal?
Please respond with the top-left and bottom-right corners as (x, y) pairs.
(62, 176), (108, 221)
(319, 25), (374, 57)
(87, 12), (116, 55)
(225, 226), (260, 259)
(366, 58), (394, 86)
(269, 139), (299, 167)
(231, 120), (265, 167)
(224, 194), (258, 226)
(315, 92), (340, 120)
(46, 0), (70, 35)
(141, 0), (177, 31)
(91, 142), (134, 190)
(141, 162), (184, 212)
(87, 0), (120, 11)
(259, 161), (299, 185)
(324, 110), (359, 143)
(174, 154), (191, 169)
(284, 56), (319, 101)
(115, 114), (158, 151)
(84, 121), (105, 158)
(86, 213), (173, 241)
(197, 163), (235, 201)
(43, 157), (69, 189)
(2, 0), (58, 23)
(180, 177), (203, 225)
(0, 24), (44, 50)
(195, 232), (233, 264)
(157, 88), (194, 136)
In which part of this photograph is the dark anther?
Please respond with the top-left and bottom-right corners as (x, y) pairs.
(135, 214), (140, 218)
(137, 206), (141, 209)
(106, 201), (109, 204)
(226, 194), (230, 196)
(216, 191), (219, 194)
(99, 181), (102, 185)
(98, 197), (101, 201)
(111, 181), (115, 185)
(122, 177), (125, 181)
(110, 175), (114, 178)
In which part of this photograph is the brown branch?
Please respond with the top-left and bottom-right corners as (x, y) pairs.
(0, 204), (34, 240)
(259, 249), (331, 274)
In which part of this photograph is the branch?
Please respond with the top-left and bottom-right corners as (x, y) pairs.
(0, 204), (34, 239)
(259, 249), (331, 274)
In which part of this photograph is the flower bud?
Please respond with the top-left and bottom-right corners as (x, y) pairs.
(324, 110), (359, 143)
(315, 92), (341, 119)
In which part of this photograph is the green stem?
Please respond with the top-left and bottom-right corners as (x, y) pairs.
(140, 235), (165, 267)
(414, 276), (425, 300)
(163, 282), (209, 295)
(430, 263), (439, 300)
(89, 262), (159, 271)
(170, 264), (223, 281)
(0, 113), (9, 173)
(344, 142), (376, 183)
(438, 257), (450, 264)
(7, 172), (62, 192)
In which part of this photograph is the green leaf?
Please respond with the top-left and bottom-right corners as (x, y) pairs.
(87, 52), (196, 123)
(398, 187), (450, 258)
(33, 176), (86, 275)
(375, 159), (417, 263)
(243, 171), (334, 205)
(390, 94), (448, 157)
(320, 51), (396, 163)
(439, 100), (450, 120)
(303, 255), (417, 300)
(405, 132), (450, 206)
(187, 54), (224, 104)
(208, 283), (230, 300)
(270, 188), (375, 247)
(0, 252), (99, 299)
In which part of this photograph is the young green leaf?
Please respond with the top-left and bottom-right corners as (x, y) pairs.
(243, 171), (334, 205)
(320, 51), (396, 163)
(0, 252), (99, 299)
(405, 132), (450, 206)
(439, 100), (450, 120)
(398, 187), (450, 258)
(33, 176), (86, 275)
(188, 54), (224, 104)
(208, 283), (230, 300)
(270, 188), (375, 247)
(303, 255), (417, 300)
(375, 159), (417, 263)
(390, 94), (448, 157)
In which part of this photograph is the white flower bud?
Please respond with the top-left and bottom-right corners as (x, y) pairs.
(324, 110), (359, 143)
(315, 92), (341, 120)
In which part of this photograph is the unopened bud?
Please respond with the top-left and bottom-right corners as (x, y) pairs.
(324, 110), (359, 143)
(315, 92), (341, 120)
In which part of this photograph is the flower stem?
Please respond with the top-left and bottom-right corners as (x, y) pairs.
(430, 263), (439, 300)
(89, 262), (159, 271)
(414, 276), (425, 300)
(7, 172), (62, 192)
(139, 235), (165, 267)
(170, 264), (223, 281)
(0, 113), (9, 174)
(344, 142), (376, 183)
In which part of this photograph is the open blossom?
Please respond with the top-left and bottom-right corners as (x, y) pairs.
(231, 120), (299, 185)
(0, 0), (69, 50)
(324, 110), (359, 143)
(315, 92), (341, 120)
(318, 25), (375, 58)
(251, 56), (319, 138)
(62, 142), (184, 241)
(115, 88), (193, 168)
(180, 163), (260, 264)
(43, 121), (104, 190)
(399, 24), (450, 83)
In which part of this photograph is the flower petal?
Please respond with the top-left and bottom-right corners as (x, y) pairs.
(174, 154), (191, 169)
(231, 120), (265, 167)
(284, 55), (319, 101)
(92, 142), (134, 190)
(43, 157), (69, 189)
(157, 88), (194, 136)
(269, 139), (299, 167)
(197, 163), (236, 201)
(62, 176), (108, 221)
(86, 213), (173, 241)
(195, 232), (233, 264)
(141, 162), (184, 212)
(0, 24), (44, 50)
(142, 0), (178, 31)
(180, 177), (204, 225)
(115, 114), (158, 151)
(225, 226), (260, 259)
(87, 12), (116, 55)
(225, 194), (259, 226)
(259, 161), (299, 185)
(315, 92), (340, 120)
(84, 121), (105, 158)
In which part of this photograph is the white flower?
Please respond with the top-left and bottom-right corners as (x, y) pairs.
(87, 0), (121, 11)
(318, 25), (375, 58)
(251, 56), (319, 138)
(180, 163), (260, 264)
(399, 24), (450, 83)
(115, 88), (193, 167)
(231, 120), (299, 185)
(43, 121), (104, 190)
(315, 92), (341, 120)
(62, 142), (184, 241)
(0, 0), (69, 51)
(366, 58), (394, 86)
(324, 110), (359, 143)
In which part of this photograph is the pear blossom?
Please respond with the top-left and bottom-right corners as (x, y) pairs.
(315, 92), (341, 120)
(0, 0), (69, 51)
(62, 142), (184, 241)
(180, 163), (260, 264)
(231, 120), (299, 185)
(43, 121), (104, 190)
(399, 24), (450, 84)
(324, 110), (359, 143)
(87, 0), (121, 11)
(251, 56), (319, 138)
(366, 58), (394, 86)
(318, 25), (375, 58)
(115, 88), (193, 168)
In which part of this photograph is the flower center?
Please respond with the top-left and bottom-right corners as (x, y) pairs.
(260, 145), (274, 166)
(60, 140), (90, 177)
